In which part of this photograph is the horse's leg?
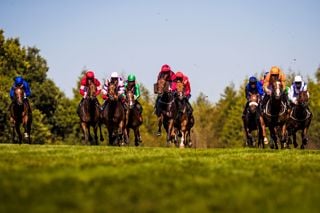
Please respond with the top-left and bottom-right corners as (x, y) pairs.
(281, 124), (288, 149)
(258, 126), (264, 149)
(157, 115), (162, 136)
(93, 124), (98, 145)
(302, 127), (309, 148)
(81, 122), (88, 145)
(179, 130), (185, 148)
(260, 116), (268, 144)
(16, 123), (22, 144)
(270, 127), (277, 149)
(292, 131), (298, 148)
(134, 127), (140, 146)
(99, 122), (104, 142)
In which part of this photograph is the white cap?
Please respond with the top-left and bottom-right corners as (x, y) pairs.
(111, 72), (119, 78)
(294, 75), (302, 82)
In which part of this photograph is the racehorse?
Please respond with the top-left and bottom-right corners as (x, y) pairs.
(78, 80), (102, 145)
(100, 82), (126, 146)
(125, 86), (142, 146)
(174, 81), (193, 148)
(242, 93), (264, 148)
(286, 90), (312, 149)
(155, 78), (177, 145)
(262, 81), (289, 149)
(10, 86), (32, 144)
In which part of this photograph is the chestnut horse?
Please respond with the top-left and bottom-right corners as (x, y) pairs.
(286, 90), (312, 149)
(10, 86), (32, 144)
(174, 82), (193, 148)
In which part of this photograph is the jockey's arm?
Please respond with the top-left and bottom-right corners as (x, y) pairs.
(24, 81), (31, 97)
(9, 86), (14, 99)
(134, 84), (141, 100)
(288, 86), (295, 103)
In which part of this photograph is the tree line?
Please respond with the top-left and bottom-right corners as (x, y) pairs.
(1, 29), (320, 148)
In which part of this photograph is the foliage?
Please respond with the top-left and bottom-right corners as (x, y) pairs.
(1, 28), (320, 148)
(1, 145), (320, 213)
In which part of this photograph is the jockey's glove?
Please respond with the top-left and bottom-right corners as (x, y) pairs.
(266, 89), (272, 96)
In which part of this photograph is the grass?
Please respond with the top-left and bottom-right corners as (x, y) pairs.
(0, 144), (320, 213)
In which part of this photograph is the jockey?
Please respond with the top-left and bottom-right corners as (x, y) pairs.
(154, 64), (176, 115)
(101, 72), (125, 108)
(242, 76), (264, 118)
(9, 76), (32, 110)
(174, 71), (193, 117)
(261, 66), (288, 111)
(124, 74), (143, 122)
(77, 70), (101, 114)
(288, 75), (309, 106)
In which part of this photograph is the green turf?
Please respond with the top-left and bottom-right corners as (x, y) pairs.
(0, 144), (319, 213)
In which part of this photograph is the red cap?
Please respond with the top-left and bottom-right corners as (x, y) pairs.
(161, 64), (171, 72)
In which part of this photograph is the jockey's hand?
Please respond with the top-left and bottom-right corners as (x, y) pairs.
(266, 89), (272, 96)
(134, 95), (137, 100)
(102, 95), (108, 100)
(84, 92), (87, 98)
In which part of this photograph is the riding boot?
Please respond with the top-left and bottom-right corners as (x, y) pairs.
(136, 101), (143, 123)
(154, 96), (160, 115)
(242, 102), (249, 119)
(77, 99), (83, 115)
(260, 95), (269, 112)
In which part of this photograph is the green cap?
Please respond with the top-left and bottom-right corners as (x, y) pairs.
(128, 74), (136, 82)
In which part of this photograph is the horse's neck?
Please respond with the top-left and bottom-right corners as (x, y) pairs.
(292, 105), (308, 119)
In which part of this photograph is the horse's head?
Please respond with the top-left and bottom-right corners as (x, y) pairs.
(126, 87), (135, 109)
(156, 78), (170, 95)
(248, 93), (259, 113)
(297, 90), (309, 107)
(176, 82), (185, 101)
(272, 81), (283, 100)
(14, 86), (25, 105)
(86, 79), (97, 99)
(108, 82), (118, 101)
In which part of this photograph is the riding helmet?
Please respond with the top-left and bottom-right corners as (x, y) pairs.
(15, 76), (24, 86)
(161, 64), (171, 72)
(86, 71), (95, 79)
(249, 76), (257, 84)
(128, 74), (136, 82)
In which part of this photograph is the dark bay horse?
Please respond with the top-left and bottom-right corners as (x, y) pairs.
(125, 87), (142, 146)
(286, 91), (312, 149)
(155, 78), (177, 145)
(262, 81), (289, 149)
(10, 87), (32, 144)
(101, 83), (126, 146)
(78, 80), (102, 145)
(242, 93), (264, 148)
(174, 82), (193, 148)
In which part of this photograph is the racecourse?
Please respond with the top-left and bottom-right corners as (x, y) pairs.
(0, 144), (319, 213)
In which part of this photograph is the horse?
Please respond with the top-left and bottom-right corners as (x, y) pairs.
(9, 86), (32, 144)
(174, 81), (193, 148)
(125, 86), (142, 146)
(261, 81), (289, 149)
(100, 82), (126, 146)
(286, 90), (312, 149)
(78, 80), (103, 145)
(242, 93), (264, 148)
(155, 78), (177, 145)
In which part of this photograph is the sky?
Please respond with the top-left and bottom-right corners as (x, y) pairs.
(1, 0), (320, 102)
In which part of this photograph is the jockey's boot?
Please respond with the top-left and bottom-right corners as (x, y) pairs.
(77, 99), (84, 115)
